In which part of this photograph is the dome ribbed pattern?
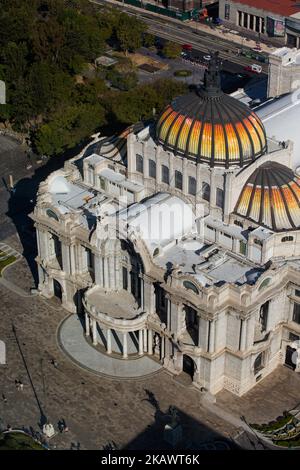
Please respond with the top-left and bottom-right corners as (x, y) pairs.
(234, 162), (300, 231)
(156, 92), (267, 168)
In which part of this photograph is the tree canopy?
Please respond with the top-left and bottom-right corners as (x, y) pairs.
(0, 0), (187, 157)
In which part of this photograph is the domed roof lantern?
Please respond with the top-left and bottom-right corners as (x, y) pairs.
(155, 53), (267, 168)
(203, 52), (222, 97)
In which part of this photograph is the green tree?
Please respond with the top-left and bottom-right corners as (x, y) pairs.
(143, 33), (155, 49)
(33, 103), (106, 156)
(115, 14), (146, 55)
(1, 42), (28, 83)
(107, 69), (138, 91)
(162, 41), (182, 59)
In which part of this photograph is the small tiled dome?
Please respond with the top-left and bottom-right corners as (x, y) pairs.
(234, 161), (300, 231)
(156, 54), (267, 168)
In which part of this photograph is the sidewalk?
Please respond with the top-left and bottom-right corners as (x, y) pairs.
(91, 0), (276, 55)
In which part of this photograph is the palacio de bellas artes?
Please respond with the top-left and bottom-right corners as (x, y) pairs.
(31, 52), (300, 399)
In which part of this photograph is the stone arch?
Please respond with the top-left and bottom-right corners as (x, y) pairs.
(53, 279), (63, 302)
(182, 354), (196, 380)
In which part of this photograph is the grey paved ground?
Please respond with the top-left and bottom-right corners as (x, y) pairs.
(59, 315), (163, 378)
(216, 365), (300, 425)
(1, 138), (299, 450)
(0, 257), (239, 450)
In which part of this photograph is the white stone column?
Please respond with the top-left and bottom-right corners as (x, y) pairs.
(143, 329), (147, 352)
(253, 15), (257, 31)
(161, 336), (165, 362)
(104, 258), (109, 289)
(167, 298), (171, 331)
(85, 312), (90, 337)
(138, 330), (143, 356)
(259, 16), (263, 33)
(123, 332), (128, 358)
(182, 159), (188, 194)
(107, 328), (112, 354)
(241, 11), (245, 27)
(109, 257), (115, 289)
(70, 245), (76, 275)
(198, 316), (202, 348)
(240, 319), (247, 351)
(247, 13), (250, 29)
(62, 243), (71, 274)
(92, 319), (97, 346)
(208, 320), (215, 353)
(148, 329), (153, 355)
(140, 278), (144, 310)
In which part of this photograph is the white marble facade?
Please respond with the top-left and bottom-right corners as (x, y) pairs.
(31, 81), (300, 397)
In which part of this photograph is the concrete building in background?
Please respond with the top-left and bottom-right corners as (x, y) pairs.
(268, 47), (300, 97)
(219, 0), (300, 47)
(32, 56), (300, 397)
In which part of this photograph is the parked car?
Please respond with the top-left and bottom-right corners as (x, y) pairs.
(244, 64), (262, 74)
(182, 44), (193, 52)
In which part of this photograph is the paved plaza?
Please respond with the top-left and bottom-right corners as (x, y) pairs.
(59, 314), (163, 379)
(0, 246), (239, 450)
(1, 251), (300, 449)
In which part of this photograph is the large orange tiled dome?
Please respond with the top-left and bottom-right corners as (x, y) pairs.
(156, 55), (267, 168)
(234, 162), (300, 231)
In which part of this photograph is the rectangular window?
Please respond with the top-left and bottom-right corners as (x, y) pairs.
(239, 240), (247, 255)
(175, 170), (183, 190)
(86, 248), (94, 271)
(161, 165), (169, 184)
(293, 303), (300, 324)
(149, 159), (156, 179)
(122, 267), (128, 291)
(295, 290), (300, 297)
(238, 11), (242, 27)
(188, 176), (196, 196)
(225, 3), (230, 20)
(136, 154), (143, 173)
(259, 301), (269, 332)
(202, 182), (210, 201)
(249, 14), (254, 31)
(216, 188), (224, 209)
(243, 12), (248, 28)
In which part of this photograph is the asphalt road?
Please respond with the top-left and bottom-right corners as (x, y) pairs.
(90, 0), (269, 75)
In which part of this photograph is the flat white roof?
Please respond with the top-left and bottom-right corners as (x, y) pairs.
(256, 90), (300, 168)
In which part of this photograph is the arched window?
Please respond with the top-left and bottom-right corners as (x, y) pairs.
(183, 280), (199, 294)
(149, 159), (156, 179)
(216, 188), (224, 209)
(153, 248), (160, 257)
(202, 182), (210, 201)
(46, 209), (59, 221)
(258, 278), (271, 291)
(175, 170), (183, 190)
(136, 154), (143, 173)
(254, 352), (264, 374)
(188, 176), (196, 196)
(161, 165), (169, 184)
(281, 236), (294, 243)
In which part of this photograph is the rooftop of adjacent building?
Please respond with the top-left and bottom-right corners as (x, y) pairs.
(154, 237), (265, 287)
(229, 0), (300, 17)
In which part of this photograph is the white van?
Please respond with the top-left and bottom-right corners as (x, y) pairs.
(245, 64), (262, 74)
